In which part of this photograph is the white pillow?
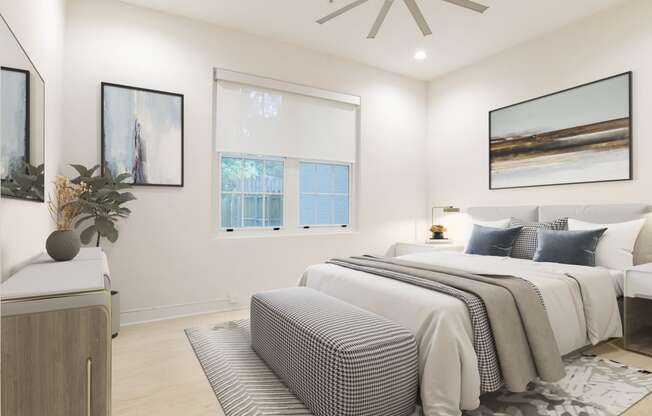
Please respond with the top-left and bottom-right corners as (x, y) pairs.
(473, 218), (511, 228)
(568, 218), (647, 270)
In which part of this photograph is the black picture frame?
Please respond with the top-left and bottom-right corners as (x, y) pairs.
(488, 71), (633, 190)
(1, 66), (30, 177)
(101, 82), (184, 187)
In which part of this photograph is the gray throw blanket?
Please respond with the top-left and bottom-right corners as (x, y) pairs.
(327, 256), (565, 393)
(329, 257), (504, 393)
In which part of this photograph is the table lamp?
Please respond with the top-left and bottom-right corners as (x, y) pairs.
(430, 206), (460, 240)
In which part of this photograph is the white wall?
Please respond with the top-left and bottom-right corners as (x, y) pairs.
(427, 0), (652, 236)
(63, 0), (428, 324)
(0, 0), (66, 279)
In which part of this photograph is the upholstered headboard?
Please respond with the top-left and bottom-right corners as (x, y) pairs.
(467, 204), (652, 265)
(467, 206), (539, 222)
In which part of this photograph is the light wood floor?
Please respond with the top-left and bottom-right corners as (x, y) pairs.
(112, 310), (248, 416)
(113, 310), (652, 416)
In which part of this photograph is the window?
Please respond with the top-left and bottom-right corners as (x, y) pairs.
(300, 162), (349, 227)
(214, 69), (359, 235)
(220, 155), (284, 229)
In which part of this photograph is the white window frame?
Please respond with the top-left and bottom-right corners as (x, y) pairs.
(298, 160), (352, 229)
(218, 153), (286, 232)
(216, 155), (357, 237)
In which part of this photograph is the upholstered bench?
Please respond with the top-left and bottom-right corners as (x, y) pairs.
(251, 287), (419, 416)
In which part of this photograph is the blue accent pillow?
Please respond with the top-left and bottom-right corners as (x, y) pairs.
(533, 229), (607, 266)
(465, 225), (523, 257)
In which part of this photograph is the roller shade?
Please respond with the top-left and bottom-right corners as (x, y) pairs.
(215, 71), (359, 163)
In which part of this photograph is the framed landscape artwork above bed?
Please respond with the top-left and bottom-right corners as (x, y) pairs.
(489, 72), (632, 190)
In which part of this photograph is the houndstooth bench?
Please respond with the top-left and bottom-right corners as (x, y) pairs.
(251, 287), (419, 416)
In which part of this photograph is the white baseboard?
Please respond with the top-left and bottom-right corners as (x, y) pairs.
(120, 297), (247, 326)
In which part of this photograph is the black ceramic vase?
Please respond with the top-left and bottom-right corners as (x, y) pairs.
(431, 231), (445, 240)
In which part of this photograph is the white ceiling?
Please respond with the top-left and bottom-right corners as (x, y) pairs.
(120, 0), (629, 80)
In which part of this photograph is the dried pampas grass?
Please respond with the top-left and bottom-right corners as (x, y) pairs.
(48, 176), (87, 231)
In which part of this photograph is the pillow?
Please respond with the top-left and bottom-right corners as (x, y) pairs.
(533, 229), (607, 266)
(465, 225), (523, 257)
(463, 217), (511, 248)
(568, 218), (647, 270)
(473, 218), (511, 228)
(509, 218), (568, 260)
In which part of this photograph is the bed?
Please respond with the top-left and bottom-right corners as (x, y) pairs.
(299, 204), (652, 416)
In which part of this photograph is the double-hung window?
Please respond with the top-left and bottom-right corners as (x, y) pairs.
(215, 69), (359, 235)
(220, 155), (284, 230)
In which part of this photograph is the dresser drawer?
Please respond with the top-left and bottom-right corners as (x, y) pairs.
(2, 293), (111, 416)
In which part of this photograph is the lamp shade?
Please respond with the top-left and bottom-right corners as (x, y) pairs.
(431, 205), (461, 226)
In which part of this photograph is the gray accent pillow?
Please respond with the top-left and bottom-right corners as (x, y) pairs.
(465, 225), (523, 257)
(509, 218), (568, 260)
(533, 229), (607, 266)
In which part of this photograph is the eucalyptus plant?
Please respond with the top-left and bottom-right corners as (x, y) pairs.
(1, 163), (45, 201)
(70, 164), (136, 247)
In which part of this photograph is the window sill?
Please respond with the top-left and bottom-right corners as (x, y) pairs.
(214, 228), (358, 240)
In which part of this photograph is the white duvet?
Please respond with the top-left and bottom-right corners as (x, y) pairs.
(299, 252), (623, 416)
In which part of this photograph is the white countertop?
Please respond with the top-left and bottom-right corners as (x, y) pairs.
(1, 248), (110, 300)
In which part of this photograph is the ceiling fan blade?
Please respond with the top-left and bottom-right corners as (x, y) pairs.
(317, 0), (370, 24)
(403, 0), (432, 36)
(368, 0), (394, 39)
(441, 0), (489, 14)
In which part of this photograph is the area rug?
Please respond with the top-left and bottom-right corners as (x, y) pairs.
(468, 354), (652, 416)
(186, 320), (652, 416)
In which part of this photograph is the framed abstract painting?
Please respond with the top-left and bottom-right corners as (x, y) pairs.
(489, 72), (632, 190)
(101, 82), (184, 187)
(1, 67), (29, 183)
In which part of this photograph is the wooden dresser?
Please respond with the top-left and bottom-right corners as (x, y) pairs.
(1, 248), (112, 416)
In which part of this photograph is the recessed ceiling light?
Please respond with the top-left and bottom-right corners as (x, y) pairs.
(414, 50), (427, 60)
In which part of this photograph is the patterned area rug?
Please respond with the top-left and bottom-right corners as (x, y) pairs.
(468, 354), (652, 416)
(186, 320), (652, 416)
(185, 320), (312, 416)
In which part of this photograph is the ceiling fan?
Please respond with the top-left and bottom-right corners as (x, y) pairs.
(317, 0), (489, 39)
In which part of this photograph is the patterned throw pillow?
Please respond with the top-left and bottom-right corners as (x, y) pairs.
(509, 218), (568, 259)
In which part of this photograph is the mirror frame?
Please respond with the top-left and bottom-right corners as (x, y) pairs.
(1, 13), (46, 203)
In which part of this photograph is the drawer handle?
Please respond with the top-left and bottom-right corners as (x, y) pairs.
(87, 357), (92, 416)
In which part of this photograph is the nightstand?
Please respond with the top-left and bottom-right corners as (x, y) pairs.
(394, 241), (465, 257)
(624, 263), (652, 356)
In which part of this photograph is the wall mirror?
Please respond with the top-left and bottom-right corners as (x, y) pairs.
(0, 14), (45, 202)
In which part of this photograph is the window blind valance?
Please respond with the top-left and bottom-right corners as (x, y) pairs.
(215, 70), (359, 163)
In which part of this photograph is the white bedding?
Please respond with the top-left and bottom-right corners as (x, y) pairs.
(609, 269), (625, 297)
(299, 252), (622, 416)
